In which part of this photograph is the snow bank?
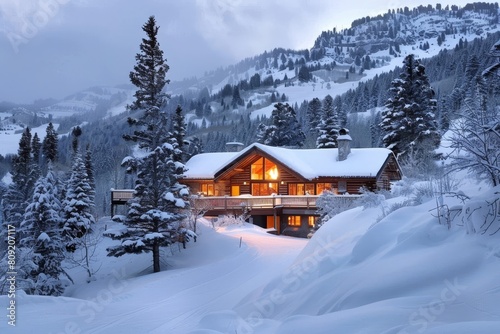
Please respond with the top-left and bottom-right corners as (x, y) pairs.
(196, 192), (500, 333)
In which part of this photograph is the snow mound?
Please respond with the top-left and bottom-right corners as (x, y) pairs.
(197, 192), (500, 333)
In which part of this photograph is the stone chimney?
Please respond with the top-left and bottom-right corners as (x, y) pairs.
(337, 128), (352, 161)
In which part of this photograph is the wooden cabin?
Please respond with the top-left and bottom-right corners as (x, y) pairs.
(182, 137), (402, 237)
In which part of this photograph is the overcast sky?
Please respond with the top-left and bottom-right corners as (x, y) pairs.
(0, 0), (476, 103)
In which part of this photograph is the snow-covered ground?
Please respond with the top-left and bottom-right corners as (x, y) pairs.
(1, 175), (499, 333)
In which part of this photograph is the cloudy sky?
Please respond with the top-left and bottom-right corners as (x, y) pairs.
(0, 0), (475, 103)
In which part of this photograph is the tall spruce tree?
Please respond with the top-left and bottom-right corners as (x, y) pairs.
(307, 97), (322, 134)
(171, 105), (187, 162)
(31, 133), (41, 166)
(62, 151), (95, 252)
(84, 144), (95, 206)
(316, 94), (340, 148)
(106, 16), (188, 273)
(42, 122), (58, 163)
(21, 165), (69, 295)
(380, 54), (440, 161)
(256, 102), (305, 147)
(2, 128), (37, 228)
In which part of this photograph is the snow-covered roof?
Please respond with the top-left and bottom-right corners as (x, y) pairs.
(183, 152), (240, 179)
(184, 143), (395, 180)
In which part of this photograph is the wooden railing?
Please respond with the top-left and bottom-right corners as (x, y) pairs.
(190, 194), (360, 211)
(111, 189), (134, 203)
(110, 190), (361, 214)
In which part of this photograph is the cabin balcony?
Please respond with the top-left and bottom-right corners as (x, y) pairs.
(110, 189), (360, 237)
(190, 194), (360, 216)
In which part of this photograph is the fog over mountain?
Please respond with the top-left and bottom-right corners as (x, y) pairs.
(0, 0), (474, 103)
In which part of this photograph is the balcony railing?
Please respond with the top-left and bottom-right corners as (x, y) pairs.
(190, 194), (360, 211)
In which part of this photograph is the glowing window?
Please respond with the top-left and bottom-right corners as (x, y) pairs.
(251, 158), (278, 180)
(308, 216), (317, 227)
(287, 216), (301, 226)
(288, 183), (315, 195)
(251, 158), (264, 180)
(265, 160), (278, 180)
(201, 183), (214, 196)
(316, 183), (332, 194)
(231, 185), (240, 196)
(251, 183), (278, 196)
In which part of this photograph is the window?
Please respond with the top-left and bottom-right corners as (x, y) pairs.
(288, 183), (316, 195)
(201, 183), (214, 196)
(265, 160), (279, 180)
(252, 183), (278, 196)
(251, 158), (264, 180)
(231, 185), (240, 196)
(308, 216), (317, 227)
(338, 180), (347, 193)
(251, 158), (278, 180)
(287, 216), (301, 226)
(316, 183), (332, 194)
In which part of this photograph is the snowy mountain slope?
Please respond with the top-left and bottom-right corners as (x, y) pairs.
(170, 4), (499, 97)
(40, 86), (131, 119)
(1, 5), (497, 157)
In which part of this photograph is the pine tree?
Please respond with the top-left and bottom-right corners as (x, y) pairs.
(380, 54), (440, 160)
(71, 126), (82, 155)
(232, 86), (244, 108)
(2, 128), (37, 228)
(106, 16), (188, 273)
(171, 105), (187, 162)
(298, 66), (311, 82)
(316, 95), (340, 148)
(21, 165), (69, 296)
(129, 16), (169, 111)
(62, 152), (95, 252)
(42, 122), (58, 163)
(21, 164), (62, 248)
(256, 103), (305, 147)
(307, 97), (322, 134)
(84, 144), (96, 206)
(31, 133), (41, 166)
(29, 233), (68, 296)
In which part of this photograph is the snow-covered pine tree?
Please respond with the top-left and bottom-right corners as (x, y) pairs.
(42, 122), (58, 163)
(21, 164), (69, 295)
(171, 105), (187, 162)
(380, 54), (440, 161)
(307, 97), (322, 135)
(62, 151), (95, 252)
(31, 132), (41, 167)
(231, 86), (244, 108)
(256, 102), (305, 147)
(71, 126), (82, 155)
(316, 94), (340, 148)
(84, 144), (96, 207)
(2, 128), (38, 230)
(21, 164), (61, 248)
(106, 16), (189, 273)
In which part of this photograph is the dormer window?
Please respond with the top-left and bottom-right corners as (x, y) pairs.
(251, 158), (278, 180)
